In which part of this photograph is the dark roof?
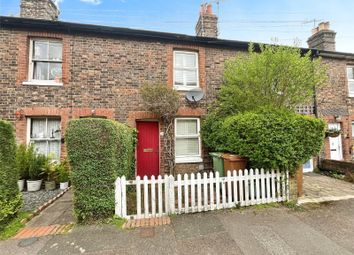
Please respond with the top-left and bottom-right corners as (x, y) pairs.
(2, 16), (354, 60)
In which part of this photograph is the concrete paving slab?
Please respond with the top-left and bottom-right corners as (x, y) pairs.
(299, 173), (354, 204)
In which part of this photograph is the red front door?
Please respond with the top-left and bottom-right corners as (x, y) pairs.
(136, 121), (159, 178)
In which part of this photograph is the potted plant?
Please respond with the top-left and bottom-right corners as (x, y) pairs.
(27, 153), (46, 192)
(16, 144), (30, 191)
(43, 157), (58, 191)
(57, 160), (70, 190)
(325, 128), (341, 138)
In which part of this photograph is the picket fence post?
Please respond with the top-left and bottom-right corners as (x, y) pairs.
(115, 177), (122, 217)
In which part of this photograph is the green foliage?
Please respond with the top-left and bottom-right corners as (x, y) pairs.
(0, 120), (22, 230)
(216, 44), (327, 116)
(140, 84), (180, 120)
(57, 159), (71, 183)
(220, 108), (325, 174)
(0, 212), (30, 240)
(28, 152), (46, 181)
(16, 144), (31, 180)
(42, 157), (57, 182)
(65, 118), (136, 223)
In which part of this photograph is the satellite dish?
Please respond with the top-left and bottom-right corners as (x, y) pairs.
(185, 88), (204, 103)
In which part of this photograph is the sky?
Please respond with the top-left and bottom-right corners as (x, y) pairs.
(1, 0), (354, 53)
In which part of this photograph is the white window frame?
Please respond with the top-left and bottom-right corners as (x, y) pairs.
(27, 117), (61, 160)
(173, 51), (199, 91)
(352, 121), (354, 138)
(23, 39), (63, 86)
(347, 65), (354, 97)
(174, 118), (202, 163)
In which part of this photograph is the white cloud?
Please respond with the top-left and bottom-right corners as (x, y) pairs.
(80, 0), (102, 5)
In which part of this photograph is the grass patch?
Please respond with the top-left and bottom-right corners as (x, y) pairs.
(0, 212), (31, 240)
(106, 216), (126, 229)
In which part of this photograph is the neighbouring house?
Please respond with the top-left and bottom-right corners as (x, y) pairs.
(1, 0), (354, 177)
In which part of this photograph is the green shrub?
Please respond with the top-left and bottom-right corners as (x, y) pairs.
(57, 160), (70, 183)
(0, 120), (22, 230)
(28, 152), (46, 181)
(200, 112), (227, 152)
(217, 108), (325, 174)
(16, 144), (30, 180)
(65, 118), (136, 222)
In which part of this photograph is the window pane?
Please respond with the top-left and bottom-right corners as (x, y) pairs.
(49, 42), (62, 61)
(31, 119), (47, 138)
(47, 119), (61, 139)
(33, 41), (48, 60)
(174, 69), (184, 85)
(174, 53), (184, 68)
(176, 119), (198, 135)
(176, 138), (199, 156)
(185, 70), (198, 86)
(33, 141), (47, 156)
(48, 141), (60, 159)
(184, 54), (197, 68)
(49, 63), (62, 80)
(349, 81), (354, 94)
(348, 67), (354, 80)
(33, 62), (49, 80)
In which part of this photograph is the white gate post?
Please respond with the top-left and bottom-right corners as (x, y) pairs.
(115, 177), (122, 217)
(121, 176), (127, 218)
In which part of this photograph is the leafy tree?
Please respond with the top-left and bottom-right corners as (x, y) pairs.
(215, 44), (327, 116)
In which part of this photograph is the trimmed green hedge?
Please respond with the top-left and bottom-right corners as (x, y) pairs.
(0, 120), (22, 230)
(65, 118), (136, 222)
(202, 108), (325, 174)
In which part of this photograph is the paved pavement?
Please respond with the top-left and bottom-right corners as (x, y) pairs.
(1, 198), (354, 254)
(298, 173), (354, 204)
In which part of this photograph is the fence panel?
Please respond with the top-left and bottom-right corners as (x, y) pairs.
(115, 169), (289, 219)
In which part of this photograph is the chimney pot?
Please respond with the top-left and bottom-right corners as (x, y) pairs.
(195, 4), (218, 38)
(307, 21), (336, 51)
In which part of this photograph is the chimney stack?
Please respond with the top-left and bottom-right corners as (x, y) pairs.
(20, 0), (60, 21)
(195, 4), (218, 38)
(307, 22), (336, 51)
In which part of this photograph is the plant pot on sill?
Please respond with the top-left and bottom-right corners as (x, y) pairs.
(222, 153), (248, 175)
(27, 180), (42, 192)
(60, 182), (69, 190)
(45, 181), (56, 191)
(17, 179), (25, 192)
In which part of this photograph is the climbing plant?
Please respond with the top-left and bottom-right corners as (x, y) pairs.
(140, 84), (180, 174)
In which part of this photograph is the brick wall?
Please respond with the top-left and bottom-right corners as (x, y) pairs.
(0, 27), (242, 175)
(1, 25), (352, 176)
(316, 58), (354, 161)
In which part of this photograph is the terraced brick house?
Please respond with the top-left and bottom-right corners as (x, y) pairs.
(1, 0), (354, 176)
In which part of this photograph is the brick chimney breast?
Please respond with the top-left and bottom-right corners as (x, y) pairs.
(307, 22), (336, 51)
(195, 4), (218, 38)
(20, 0), (60, 21)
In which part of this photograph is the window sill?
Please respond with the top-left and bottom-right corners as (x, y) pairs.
(174, 86), (200, 92)
(175, 157), (203, 164)
(23, 81), (63, 86)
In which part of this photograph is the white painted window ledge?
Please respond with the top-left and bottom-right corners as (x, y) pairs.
(22, 81), (63, 86)
(175, 157), (203, 164)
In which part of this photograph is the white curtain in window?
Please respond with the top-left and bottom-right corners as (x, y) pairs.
(176, 138), (199, 156)
(176, 119), (198, 135)
(33, 141), (47, 155)
(48, 141), (60, 159)
(31, 119), (47, 138)
(47, 119), (61, 138)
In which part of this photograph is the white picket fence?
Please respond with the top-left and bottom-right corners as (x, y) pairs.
(115, 169), (289, 219)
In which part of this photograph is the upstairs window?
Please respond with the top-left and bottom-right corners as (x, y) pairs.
(28, 118), (61, 160)
(347, 66), (354, 97)
(25, 39), (63, 86)
(173, 51), (199, 90)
